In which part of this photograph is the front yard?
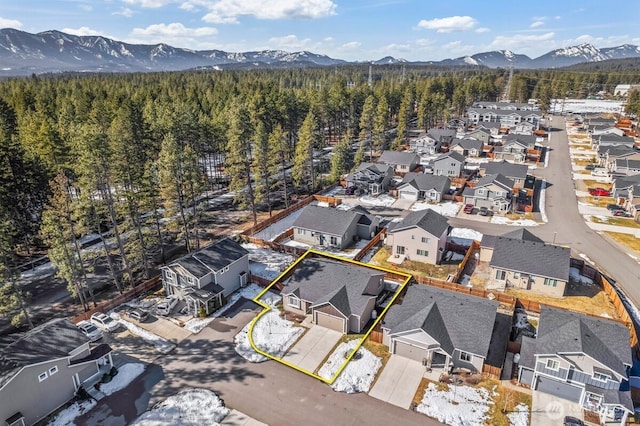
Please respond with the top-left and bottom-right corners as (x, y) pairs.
(604, 231), (640, 257)
(370, 247), (459, 281)
(590, 215), (640, 229)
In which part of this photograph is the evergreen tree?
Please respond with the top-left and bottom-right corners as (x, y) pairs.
(293, 110), (318, 192)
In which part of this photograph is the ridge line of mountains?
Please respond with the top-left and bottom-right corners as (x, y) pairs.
(2, 28), (640, 76)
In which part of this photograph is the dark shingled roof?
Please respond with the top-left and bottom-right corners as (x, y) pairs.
(451, 138), (484, 151)
(434, 151), (465, 164)
(483, 161), (528, 181)
(281, 257), (383, 318)
(168, 237), (249, 278)
(388, 209), (449, 237)
(293, 204), (372, 237)
(378, 151), (419, 166)
(615, 159), (640, 170)
(597, 145), (635, 157)
(476, 173), (514, 191)
(383, 285), (500, 359)
(351, 162), (393, 175)
(489, 236), (570, 281)
(501, 228), (544, 243)
(535, 306), (632, 377)
(0, 318), (90, 387)
(400, 172), (451, 194)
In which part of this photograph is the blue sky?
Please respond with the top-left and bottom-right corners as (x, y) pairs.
(1, 0), (639, 61)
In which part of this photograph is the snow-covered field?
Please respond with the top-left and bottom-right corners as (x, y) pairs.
(47, 400), (97, 426)
(449, 228), (483, 242)
(318, 339), (382, 393)
(417, 383), (493, 426)
(253, 208), (305, 241)
(411, 201), (461, 217)
(508, 404), (530, 426)
(234, 300), (303, 362)
(550, 99), (625, 114)
(491, 216), (539, 227)
(111, 312), (176, 354)
(242, 243), (295, 280)
(131, 389), (229, 426)
(359, 194), (396, 207)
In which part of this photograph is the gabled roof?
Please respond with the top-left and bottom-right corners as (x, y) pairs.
(399, 172), (450, 194)
(597, 134), (635, 144)
(534, 306), (632, 377)
(598, 145), (636, 158)
(293, 204), (373, 237)
(466, 128), (491, 137)
(168, 237), (249, 278)
(427, 128), (456, 141)
(472, 101), (537, 110)
(476, 173), (514, 191)
(383, 285), (499, 358)
(489, 236), (570, 281)
(388, 209), (449, 237)
(483, 160), (528, 180)
(378, 151), (419, 166)
(500, 228), (544, 242)
(503, 134), (537, 146)
(434, 151), (465, 164)
(615, 159), (640, 169)
(0, 318), (90, 388)
(351, 162), (393, 176)
(451, 138), (484, 151)
(281, 257), (383, 318)
(474, 122), (503, 129)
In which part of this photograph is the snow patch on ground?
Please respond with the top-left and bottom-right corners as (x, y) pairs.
(359, 194), (396, 207)
(508, 403), (530, 426)
(550, 99), (625, 114)
(579, 253), (595, 265)
(569, 267), (594, 285)
(111, 313), (176, 354)
(490, 217), (539, 227)
(131, 388), (229, 426)
(450, 228), (483, 241)
(318, 339), (382, 393)
(539, 180), (548, 223)
(47, 400), (97, 426)
(417, 382), (493, 426)
(253, 208), (304, 241)
(242, 243), (295, 280)
(282, 238), (311, 249)
(514, 311), (529, 329)
(411, 201), (461, 217)
(234, 300), (303, 362)
(100, 363), (145, 395)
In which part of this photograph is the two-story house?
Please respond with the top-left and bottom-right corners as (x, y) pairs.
(482, 229), (570, 297)
(0, 319), (114, 426)
(597, 145), (638, 169)
(292, 204), (380, 249)
(449, 138), (484, 158)
(481, 160), (529, 189)
(344, 162), (394, 195)
(386, 209), (449, 265)
(463, 173), (514, 213)
(382, 284), (509, 374)
(493, 135), (539, 163)
(518, 306), (633, 425)
(161, 237), (250, 316)
(465, 129), (491, 145)
(612, 158), (640, 176)
(410, 129), (455, 154)
(432, 151), (465, 177)
(396, 173), (451, 203)
(377, 151), (420, 175)
(595, 134), (635, 149)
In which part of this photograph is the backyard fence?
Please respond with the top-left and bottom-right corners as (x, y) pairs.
(353, 229), (386, 262)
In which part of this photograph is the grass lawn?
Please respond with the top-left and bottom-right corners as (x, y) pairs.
(363, 338), (392, 389)
(578, 196), (616, 207)
(505, 212), (535, 221)
(604, 231), (640, 255)
(505, 287), (619, 319)
(591, 216), (640, 229)
(574, 169), (592, 175)
(573, 158), (597, 166)
(370, 247), (458, 281)
(581, 180), (613, 191)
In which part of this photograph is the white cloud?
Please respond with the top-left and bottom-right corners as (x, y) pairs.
(530, 21), (544, 28)
(79, 4), (93, 12)
(490, 32), (555, 51)
(341, 41), (361, 50)
(61, 27), (103, 36)
(197, 0), (337, 24)
(571, 34), (634, 47)
(475, 27), (490, 33)
(268, 34), (311, 50)
(113, 7), (134, 17)
(442, 40), (476, 54)
(131, 22), (218, 37)
(415, 38), (435, 47)
(0, 17), (22, 28)
(123, 0), (177, 7)
(417, 15), (477, 33)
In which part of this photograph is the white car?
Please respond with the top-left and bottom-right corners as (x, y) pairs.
(90, 312), (121, 332)
(76, 320), (104, 342)
(156, 295), (179, 316)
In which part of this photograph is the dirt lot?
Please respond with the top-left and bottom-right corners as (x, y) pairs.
(369, 247), (459, 281)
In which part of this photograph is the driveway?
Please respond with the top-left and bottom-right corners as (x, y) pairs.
(131, 315), (192, 344)
(391, 198), (415, 210)
(531, 390), (585, 426)
(281, 326), (343, 373)
(369, 355), (424, 409)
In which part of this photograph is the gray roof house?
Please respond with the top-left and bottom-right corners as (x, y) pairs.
(472, 101), (539, 111)
(596, 134), (635, 149)
(465, 128), (492, 144)
(344, 162), (394, 195)
(597, 145), (638, 169)
(381, 285), (510, 373)
(0, 319), (114, 426)
(449, 138), (484, 158)
(396, 172), (451, 202)
(281, 257), (387, 333)
(386, 209), (450, 265)
(161, 237), (250, 316)
(410, 129), (455, 154)
(612, 158), (640, 176)
(432, 151), (465, 177)
(482, 160), (529, 188)
(463, 173), (514, 213)
(292, 204), (380, 250)
(377, 151), (420, 175)
(518, 306), (633, 425)
(484, 229), (570, 297)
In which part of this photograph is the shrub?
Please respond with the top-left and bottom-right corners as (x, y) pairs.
(198, 306), (207, 318)
(109, 366), (118, 377)
(101, 372), (112, 383)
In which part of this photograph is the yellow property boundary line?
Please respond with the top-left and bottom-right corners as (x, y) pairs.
(248, 249), (412, 384)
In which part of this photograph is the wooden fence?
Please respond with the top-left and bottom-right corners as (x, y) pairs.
(71, 275), (162, 323)
(482, 364), (502, 379)
(353, 229), (386, 262)
(601, 275), (639, 348)
(452, 240), (479, 283)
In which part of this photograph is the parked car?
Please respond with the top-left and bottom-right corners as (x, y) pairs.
(345, 186), (355, 195)
(591, 168), (609, 177)
(584, 164), (596, 170)
(613, 210), (632, 217)
(127, 308), (149, 322)
(607, 203), (625, 211)
(478, 206), (494, 216)
(463, 203), (474, 214)
(76, 320), (104, 342)
(563, 416), (585, 426)
(90, 312), (121, 332)
(156, 295), (179, 316)
(588, 187), (610, 197)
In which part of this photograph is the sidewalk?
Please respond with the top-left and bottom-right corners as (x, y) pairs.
(585, 221), (640, 236)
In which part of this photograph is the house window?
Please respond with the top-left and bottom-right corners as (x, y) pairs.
(296, 228), (305, 235)
(513, 272), (520, 279)
(495, 270), (506, 280)
(411, 235), (415, 239)
(584, 392), (603, 410)
(477, 189), (485, 195)
(546, 359), (560, 370)
(421, 237), (430, 244)
(288, 295), (300, 309)
(49, 366), (58, 376)
(396, 246), (405, 255)
(165, 270), (175, 280)
(187, 276), (195, 285)
(459, 351), (472, 362)
(38, 372), (48, 382)
(593, 372), (610, 382)
(416, 249), (429, 257)
(544, 278), (557, 287)
(330, 236), (338, 245)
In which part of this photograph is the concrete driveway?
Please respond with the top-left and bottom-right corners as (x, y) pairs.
(132, 315), (192, 344)
(281, 326), (342, 373)
(369, 355), (424, 409)
(531, 390), (585, 426)
(391, 198), (414, 210)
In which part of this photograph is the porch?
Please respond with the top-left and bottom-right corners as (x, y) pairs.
(184, 283), (224, 317)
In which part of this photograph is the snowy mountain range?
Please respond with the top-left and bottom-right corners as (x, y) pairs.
(1, 28), (640, 76)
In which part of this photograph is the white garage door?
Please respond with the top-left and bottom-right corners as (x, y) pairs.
(399, 191), (417, 201)
(315, 312), (345, 333)
(394, 340), (428, 363)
